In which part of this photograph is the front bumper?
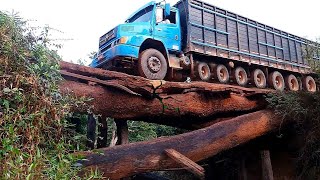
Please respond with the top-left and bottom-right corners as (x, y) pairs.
(90, 44), (139, 68)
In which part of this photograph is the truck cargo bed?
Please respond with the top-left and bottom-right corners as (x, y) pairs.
(175, 0), (319, 74)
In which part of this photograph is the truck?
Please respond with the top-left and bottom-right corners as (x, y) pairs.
(90, 0), (319, 92)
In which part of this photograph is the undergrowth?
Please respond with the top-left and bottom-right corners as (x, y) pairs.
(267, 92), (320, 179)
(0, 11), (101, 179)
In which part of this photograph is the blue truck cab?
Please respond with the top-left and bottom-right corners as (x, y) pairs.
(90, 1), (185, 80)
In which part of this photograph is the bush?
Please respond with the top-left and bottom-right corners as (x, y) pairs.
(266, 92), (320, 179)
(0, 11), (100, 179)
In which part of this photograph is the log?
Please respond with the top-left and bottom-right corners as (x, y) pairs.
(59, 62), (268, 127)
(165, 149), (205, 179)
(77, 110), (281, 179)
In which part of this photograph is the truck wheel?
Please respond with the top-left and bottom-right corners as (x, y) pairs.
(215, 64), (229, 84)
(286, 74), (299, 91)
(269, 71), (285, 91)
(198, 62), (211, 81)
(303, 76), (317, 92)
(234, 67), (248, 86)
(138, 49), (168, 80)
(252, 69), (267, 89)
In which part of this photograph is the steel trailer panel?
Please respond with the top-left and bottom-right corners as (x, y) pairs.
(175, 0), (319, 74)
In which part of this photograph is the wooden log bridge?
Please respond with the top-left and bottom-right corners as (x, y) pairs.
(58, 62), (279, 179)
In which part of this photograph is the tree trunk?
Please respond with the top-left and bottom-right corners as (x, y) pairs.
(77, 110), (281, 179)
(59, 61), (268, 128)
(97, 116), (108, 148)
(261, 150), (274, 180)
(86, 114), (96, 150)
(115, 120), (129, 145)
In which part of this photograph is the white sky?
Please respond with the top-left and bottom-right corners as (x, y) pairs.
(1, 0), (319, 64)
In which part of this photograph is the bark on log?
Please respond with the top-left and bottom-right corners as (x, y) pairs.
(77, 110), (281, 179)
(59, 61), (269, 127)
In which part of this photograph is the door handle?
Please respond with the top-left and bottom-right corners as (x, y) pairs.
(156, 28), (162, 31)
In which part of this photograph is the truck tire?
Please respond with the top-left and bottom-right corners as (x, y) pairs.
(215, 64), (229, 84)
(252, 69), (267, 89)
(286, 74), (299, 91)
(269, 71), (285, 91)
(138, 49), (168, 80)
(197, 62), (211, 81)
(303, 76), (317, 92)
(234, 66), (248, 86)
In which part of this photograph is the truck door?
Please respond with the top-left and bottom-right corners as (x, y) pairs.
(153, 7), (181, 52)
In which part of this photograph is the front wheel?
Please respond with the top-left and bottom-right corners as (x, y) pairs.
(138, 49), (168, 80)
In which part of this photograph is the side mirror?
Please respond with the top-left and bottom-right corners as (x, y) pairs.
(164, 3), (171, 17)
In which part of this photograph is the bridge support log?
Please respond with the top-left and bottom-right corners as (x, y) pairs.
(77, 110), (280, 179)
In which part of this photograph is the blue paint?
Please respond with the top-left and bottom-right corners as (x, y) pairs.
(90, 44), (140, 67)
(126, 1), (156, 23)
(258, 42), (283, 50)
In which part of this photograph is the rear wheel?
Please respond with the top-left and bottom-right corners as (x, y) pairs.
(138, 49), (167, 80)
(197, 62), (211, 81)
(303, 76), (317, 92)
(215, 64), (229, 84)
(234, 67), (248, 86)
(252, 69), (267, 89)
(269, 71), (285, 91)
(286, 74), (299, 91)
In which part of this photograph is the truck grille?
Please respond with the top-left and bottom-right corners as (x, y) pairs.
(99, 29), (116, 47)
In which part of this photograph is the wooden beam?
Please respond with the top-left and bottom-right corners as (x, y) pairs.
(165, 149), (205, 179)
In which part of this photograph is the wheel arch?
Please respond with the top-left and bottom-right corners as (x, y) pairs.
(139, 39), (168, 61)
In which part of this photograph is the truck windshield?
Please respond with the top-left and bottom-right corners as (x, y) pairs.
(127, 5), (154, 23)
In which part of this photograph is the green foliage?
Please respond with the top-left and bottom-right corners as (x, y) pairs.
(266, 92), (320, 179)
(0, 11), (100, 179)
(105, 119), (182, 144)
(127, 121), (180, 142)
(303, 39), (320, 73)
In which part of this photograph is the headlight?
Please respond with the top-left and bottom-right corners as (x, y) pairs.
(118, 36), (128, 44)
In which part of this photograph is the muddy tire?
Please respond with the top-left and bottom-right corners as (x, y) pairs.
(138, 49), (167, 80)
(303, 76), (317, 92)
(197, 62), (211, 81)
(268, 71), (285, 91)
(252, 69), (267, 89)
(234, 67), (248, 86)
(215, 64), (229, 84)
(286, 74), (299, 91)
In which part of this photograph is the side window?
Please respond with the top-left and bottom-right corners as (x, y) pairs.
(166, 11), (176, 24)
(158, 9), (177, 25)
